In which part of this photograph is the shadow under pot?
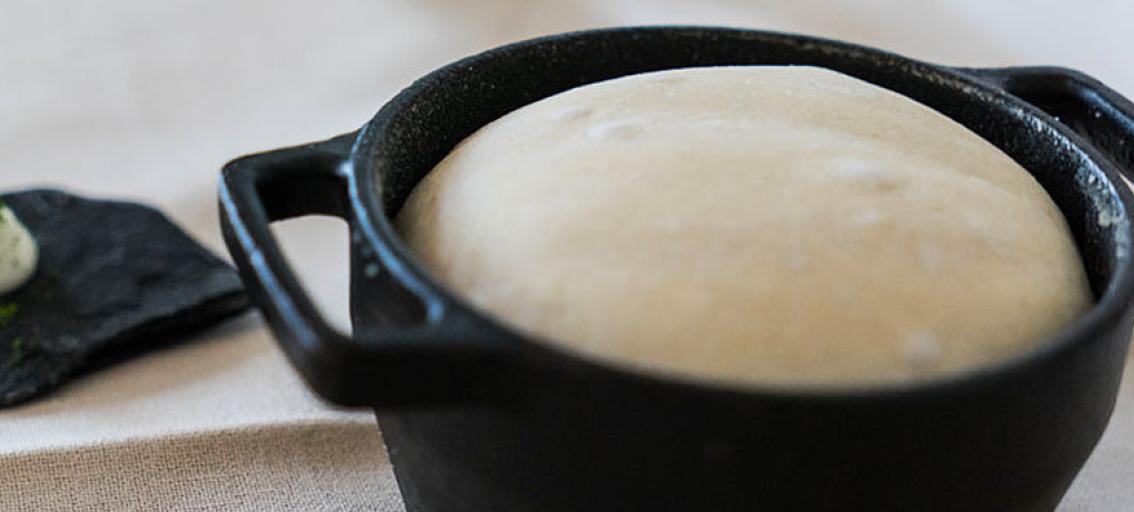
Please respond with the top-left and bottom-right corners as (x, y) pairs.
(219, 27), (1134, 512)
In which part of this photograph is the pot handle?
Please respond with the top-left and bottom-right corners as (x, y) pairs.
(961, 66), (1134, 179)
(219, 133), (516, 407)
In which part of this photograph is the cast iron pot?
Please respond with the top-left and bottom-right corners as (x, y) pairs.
(219, 27), (1134, 512)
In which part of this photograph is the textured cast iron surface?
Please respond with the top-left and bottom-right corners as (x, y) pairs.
(0, 190), (249, 407)
(219, 27), (1134, 512)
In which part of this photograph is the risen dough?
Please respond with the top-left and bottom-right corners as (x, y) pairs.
(396, 66), (1092, 387)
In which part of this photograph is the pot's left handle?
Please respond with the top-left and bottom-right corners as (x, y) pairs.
(219, 133), (515, 407)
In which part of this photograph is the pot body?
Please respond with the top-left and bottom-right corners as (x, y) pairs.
(221, 27), (1134, 512)
(353, 263), (1132, 512)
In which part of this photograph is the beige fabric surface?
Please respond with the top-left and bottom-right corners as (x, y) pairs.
(3, 422), (402, 511)
(0, 1), (1131, 510)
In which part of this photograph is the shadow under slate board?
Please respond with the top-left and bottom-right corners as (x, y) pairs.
(0, 190), (250, 408)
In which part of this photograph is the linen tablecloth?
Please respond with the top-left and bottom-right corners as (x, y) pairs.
(1, 1), (1131, 510)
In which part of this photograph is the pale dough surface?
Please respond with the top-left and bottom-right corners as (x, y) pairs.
(396, 66), (1092, 387)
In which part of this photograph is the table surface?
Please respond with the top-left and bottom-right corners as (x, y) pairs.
(1, 1), (1132, 510)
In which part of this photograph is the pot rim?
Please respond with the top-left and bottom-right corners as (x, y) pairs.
(345, 25), (1134, 403)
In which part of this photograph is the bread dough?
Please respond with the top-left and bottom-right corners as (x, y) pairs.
(395, 66), (1092, 388)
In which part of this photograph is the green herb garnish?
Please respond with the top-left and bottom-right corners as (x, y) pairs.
(6, 337), (24, 368)
(0, 302), (16, 328)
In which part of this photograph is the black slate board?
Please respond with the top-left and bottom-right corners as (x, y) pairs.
(0, 190), (249, 407)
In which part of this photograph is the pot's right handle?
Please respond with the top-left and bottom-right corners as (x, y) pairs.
(961, 66), (1134, 180)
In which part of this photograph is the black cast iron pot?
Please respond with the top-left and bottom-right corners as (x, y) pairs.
(219, 27), (1134, 512)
